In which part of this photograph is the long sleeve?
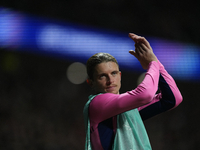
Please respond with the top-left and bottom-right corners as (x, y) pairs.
(89, 61), (160, 124)
(138, 60), (183, 120)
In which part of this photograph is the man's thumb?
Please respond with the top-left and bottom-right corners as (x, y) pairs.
(129, 50), (136, 57)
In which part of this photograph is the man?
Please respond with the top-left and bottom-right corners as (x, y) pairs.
(83, 33), (183, 150)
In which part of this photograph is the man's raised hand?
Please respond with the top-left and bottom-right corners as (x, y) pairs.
(128, 33), (157, 69)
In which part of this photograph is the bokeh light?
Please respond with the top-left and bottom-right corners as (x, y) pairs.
(66, 62), (87, 84)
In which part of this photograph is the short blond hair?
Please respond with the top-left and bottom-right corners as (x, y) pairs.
(86, 53), (119, 80)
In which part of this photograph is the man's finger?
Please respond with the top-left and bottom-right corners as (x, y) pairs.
(128, 33), (144, 44)
(135, 44), (144, 55)
(137, 38), (151, 49)
(129, 33), (137, 43)
(137, 43), (148, 52)
(129, 33), (151, 49)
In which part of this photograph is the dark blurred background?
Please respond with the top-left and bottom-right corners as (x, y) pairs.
(0, 0), (200, 150)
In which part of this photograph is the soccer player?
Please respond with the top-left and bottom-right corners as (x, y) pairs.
(83, 33), (183, 150)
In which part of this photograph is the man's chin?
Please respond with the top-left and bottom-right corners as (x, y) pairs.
(106, 90), (119, 94)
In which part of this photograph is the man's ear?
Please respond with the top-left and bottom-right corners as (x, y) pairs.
(86, 79), (93, 87)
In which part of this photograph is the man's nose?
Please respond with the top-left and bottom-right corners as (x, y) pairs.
(107, 75), (114, 84)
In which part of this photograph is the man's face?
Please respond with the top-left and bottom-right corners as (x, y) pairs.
(91, 61), (121, 94)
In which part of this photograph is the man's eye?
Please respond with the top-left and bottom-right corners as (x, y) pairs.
(112, 71), (118, 75)
(100, 75), (106, 79)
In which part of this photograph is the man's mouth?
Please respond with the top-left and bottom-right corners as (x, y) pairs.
(106, 85), (116, 91)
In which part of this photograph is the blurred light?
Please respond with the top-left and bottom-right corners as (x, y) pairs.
(66, 62), (87, 84)
(36, 24), (136, 67)
(0, 8), (23, 48)
(0, 7), (200, 81)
